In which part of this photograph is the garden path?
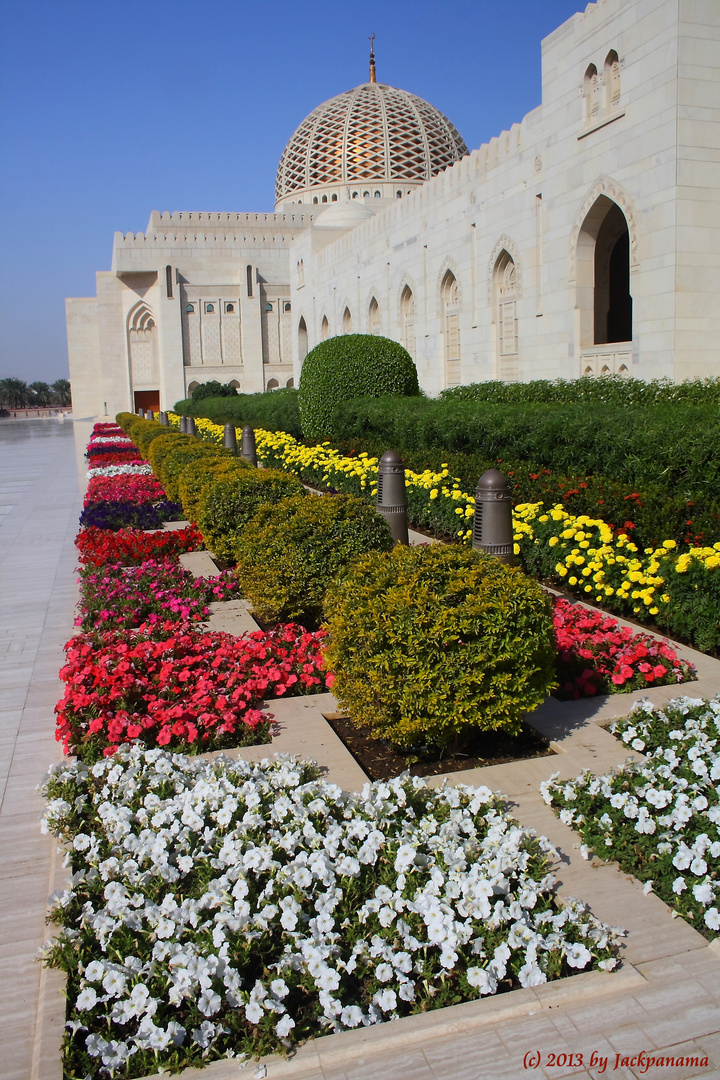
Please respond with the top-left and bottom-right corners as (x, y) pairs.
(2, 417), (719, 1080)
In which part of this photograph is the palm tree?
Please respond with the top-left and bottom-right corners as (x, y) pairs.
(0, 377), (32, 408)
(51, 379), (72, 406)
(29, 381), (53, 406)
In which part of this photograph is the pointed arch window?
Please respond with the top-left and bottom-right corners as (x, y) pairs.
(342, 307), (353, 334)
(583, 64), (601, 122)
(368, 296), (380, 334)
(441, 270), (461, 388)
(400, 285), (415, 359)
(298, 317), (308, 363)
(493, 251), (519, 380)
(604, 50), (621, 111)
(321, 315), (330, 340)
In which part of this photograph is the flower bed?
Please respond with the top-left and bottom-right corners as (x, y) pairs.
(75, 559), (238, 632)
(79, 500), (185, 531)
(76, 525), (204, 567)
(541, 697), (720, 939)
(41, 748), (620, 1078)
(84, 474), (168, 507)
(86, 462), (155, 479)
(551, 598), (695, 699)
(55, 624), (327, 757)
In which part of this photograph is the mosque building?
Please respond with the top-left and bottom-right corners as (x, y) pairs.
(66, 0), (720, 419)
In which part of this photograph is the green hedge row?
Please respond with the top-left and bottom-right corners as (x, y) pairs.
(175, 389), (302, 439)
(440, 376), (720, 407)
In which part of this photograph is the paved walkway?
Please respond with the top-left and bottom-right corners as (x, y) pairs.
(0, 418), (90, 1080)
(1, 418), (719, 1080)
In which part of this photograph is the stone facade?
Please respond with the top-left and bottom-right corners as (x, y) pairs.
(67, 0), (720, 419)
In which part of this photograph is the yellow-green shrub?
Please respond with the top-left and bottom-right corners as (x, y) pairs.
(323, 545), (557, 751)
(147, 431), (192, 481)
(198, 470), (305, 563)
(235, 493), (394, 628)
(178, 457), (252, 524)
(157, 442), (231, 503)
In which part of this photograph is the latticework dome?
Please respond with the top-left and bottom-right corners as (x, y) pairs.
(275, 81), (468, 208)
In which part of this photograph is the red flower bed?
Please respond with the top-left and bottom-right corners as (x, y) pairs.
(552, 598), (695, 699)
(86, 449), (143, 466)
(84, 473), (167, 506)
(75, 525), (204, 567)
(55, 623), (328, 757)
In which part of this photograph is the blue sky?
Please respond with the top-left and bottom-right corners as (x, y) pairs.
(0, 0), (585, 383)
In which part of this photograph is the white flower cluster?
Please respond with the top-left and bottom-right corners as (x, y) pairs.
(541, 696), (720, 934)
(88, 437), (134, 447)
(42, 747), (619, 1076)
(86, 463), (154, 480)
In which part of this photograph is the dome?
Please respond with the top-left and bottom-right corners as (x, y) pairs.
(275, 79), (468, 209)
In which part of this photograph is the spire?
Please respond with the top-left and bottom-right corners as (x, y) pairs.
(369, 34), (376, 83)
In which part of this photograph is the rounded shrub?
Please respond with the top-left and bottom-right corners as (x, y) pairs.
(323, 544), (557, 752)
(178, 456), (252, 524)
(156, 442), (231, 503)
(147, 432), (190, 480)
(198, 470), (305, 564)
(298, 333), (419, 440)
(235, 493), (394, 629)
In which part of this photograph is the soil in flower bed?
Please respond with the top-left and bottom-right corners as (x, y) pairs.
(323, 713), (553, 781)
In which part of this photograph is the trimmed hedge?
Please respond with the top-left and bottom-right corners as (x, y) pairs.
(197, 470), (305, 564)
(190, 380), (238, 402)
(298, 334), (419, 440)
(323, 544), (557, 752)
(155, 442), (233, 504)
(235, 493), (394, 629)
(177, 457), (252, 525)
(440, 376), (720, 408)
(175, 389), (302, 439)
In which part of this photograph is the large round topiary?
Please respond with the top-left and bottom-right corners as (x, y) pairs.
(298, 334), (419, 440)
(323, 544), (557, 752)
(235, 493), (394, 629)
(198, 470), (305, 564)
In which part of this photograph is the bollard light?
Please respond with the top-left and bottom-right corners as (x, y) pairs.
(240, 426), (257, 466)
(179, 415), (187, 433)
(145, 410), (154, 420)
(472, 468), (514, 565)
(223, 423), (238, 453)
(159, 412), (169, 427)
(187, 416), (197, 437)
(377, 450), (409, 546)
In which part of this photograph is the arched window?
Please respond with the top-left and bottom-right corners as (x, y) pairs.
(400, 285), (415, 359)
(493, 251), (518, 379)
(205, 303), (214, 314)
(313, 197), (319, 204)
(229, 379), (240, 389)
(363, 191), (370, 198)
(321, 315), (330, 340)
(396, 190), (402, 199)
(368, 296), (380, 334)
(374, 191), (381, 198)
(266, 378), (279, 391)
(583, 64), (601, 122)
(284, 302), (291, 312)
(321, 195), (327, 203)
(225, 303), (234, 313)
(604, 50), (620, 111)
(342, 307), (352, 334)
(185, 303), (195, 314)
(576, 196), (632, 347)
(441, 270), (461, 388)
(352, 191), (359, 199)
(331, 194), (338, 202)
(188, 381), (199, 393)
(298, 317), (308, 363)
(286, 377), (294, 388)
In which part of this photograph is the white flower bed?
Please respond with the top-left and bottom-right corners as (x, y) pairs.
(86, 463), (155, 480)
(42, 747), (620, 1079)
(88, 437), (135, 447)
(541, 696), (720, 936)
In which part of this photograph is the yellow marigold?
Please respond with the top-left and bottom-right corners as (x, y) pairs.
(548, 536), (559, 547)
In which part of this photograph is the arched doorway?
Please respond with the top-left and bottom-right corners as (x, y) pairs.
(576, 196), (632, 343)
(493, 251), (518, 380)
(441, 270), (460, 387)
(128, 303), (159, 410)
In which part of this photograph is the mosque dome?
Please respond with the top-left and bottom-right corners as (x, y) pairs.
(275, 52), (468, 209)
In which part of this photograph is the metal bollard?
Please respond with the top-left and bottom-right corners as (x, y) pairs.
(145, 410), (154, 420)
(240, 425), (257, 466)
(179, 415), (187, 433)
(159, 412), (169, 427)
(376, 450), (409, 545)
(223, 423), (237, 453)
(472, 468), (514, 565)
(187, 416), (197, 437)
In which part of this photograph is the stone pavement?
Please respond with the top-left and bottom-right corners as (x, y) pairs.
(1, 418), (719, 1080)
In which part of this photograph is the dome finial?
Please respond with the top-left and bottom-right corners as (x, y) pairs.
(369, 33), (376, 83)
